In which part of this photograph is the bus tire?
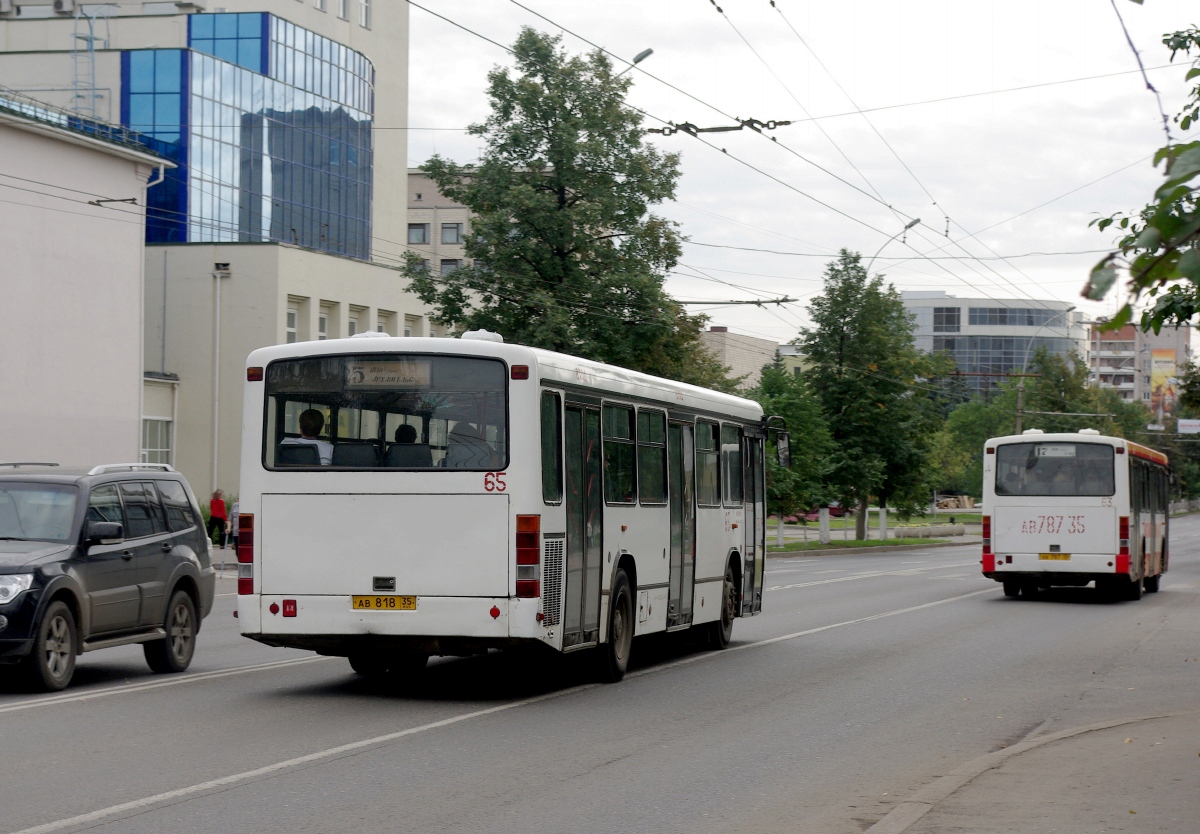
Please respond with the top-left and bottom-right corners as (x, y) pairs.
(1144, 573), (1161, 593)
(387, 652), (428, 678)
(706, 561), (736, 649)
(1002, 581), (1020, 598)
(348, 652), (389, 678)
(1124, 577), (1143, 601)
(597, 569), (634, 683)
(1019, 581), (1040, 599)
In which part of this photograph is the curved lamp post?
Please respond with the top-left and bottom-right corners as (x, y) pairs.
(1014, 306), (1076, 434)
(865, 218), (921, 276)
(615, 48), (654, 77)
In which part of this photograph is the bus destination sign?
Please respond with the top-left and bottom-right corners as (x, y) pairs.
(345, 360), (432, 389)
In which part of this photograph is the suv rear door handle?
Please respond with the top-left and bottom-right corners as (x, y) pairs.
(121, 551), (134, 561)
(160, 542), (173, 552)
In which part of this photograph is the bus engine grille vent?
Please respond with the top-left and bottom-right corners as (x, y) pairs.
(542, 538), (564, 627)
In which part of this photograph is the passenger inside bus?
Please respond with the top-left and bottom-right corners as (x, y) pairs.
(384, 423), (433, 468)
(280, 409), (334, 465)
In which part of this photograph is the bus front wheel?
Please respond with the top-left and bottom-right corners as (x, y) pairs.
(706, 562), (736, 648)
(597, 569), (634, 683)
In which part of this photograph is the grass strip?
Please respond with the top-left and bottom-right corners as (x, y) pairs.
(767, 537), (950, 553)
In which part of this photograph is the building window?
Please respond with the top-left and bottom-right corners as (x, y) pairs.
(441, 223), (463, 244)
(359, 0), (371, 28)
(414, 192), (423, 201)
(932, 307), (960, 333)
(141, 419), (172, 465)
(968, 308), (1061, 327)
(286, 308), (298, 344)
(314, 0), (326, 10)
(408, 223), (429, 244)
(318, 313), (328, 340)
(348, 317), (358, 337)
(440, 259), (462, 275)
(337, 0), (348, 19)
(377, 311), (395, 336)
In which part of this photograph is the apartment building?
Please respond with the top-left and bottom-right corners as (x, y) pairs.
(407, 168), (470, 284)
(1087, 323), (1192, 417)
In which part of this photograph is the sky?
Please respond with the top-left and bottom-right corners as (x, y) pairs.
(406, 0), (1199, 344)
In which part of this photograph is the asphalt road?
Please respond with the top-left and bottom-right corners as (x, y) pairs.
(2, 517), (1198, 834)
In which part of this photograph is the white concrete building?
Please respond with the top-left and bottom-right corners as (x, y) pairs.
(0, 90), (171, 466)
(407, 168), (471, 280)
(902, 291), (1087, 394)
(700, 327), (779, 390)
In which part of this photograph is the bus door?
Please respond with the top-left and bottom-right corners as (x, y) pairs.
(563, 405), (603, 648)
(742, 435), (766, 615)
(667, 421), (696, 629)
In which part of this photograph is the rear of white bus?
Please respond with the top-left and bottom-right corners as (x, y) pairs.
(234, 340), (549, 660)
(982, 432), (1129, 592)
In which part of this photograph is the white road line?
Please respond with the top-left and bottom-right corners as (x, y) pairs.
(767, 562), (975, 592)
(0, 656), (329, 716)
(8, 588), (995, 834)
(900, 560), (930, 564)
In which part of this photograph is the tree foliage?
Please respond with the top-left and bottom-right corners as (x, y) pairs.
(403, 28), (730, 389)
(1086, 26), (1200, 332)
(799, 250), (947, 534)
(747, 361), (833, 520)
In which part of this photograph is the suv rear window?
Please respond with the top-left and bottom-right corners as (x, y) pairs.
(156, 479), (198, 533)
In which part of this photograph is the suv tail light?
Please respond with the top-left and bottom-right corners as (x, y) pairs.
(237, 513), (254, 595)
(515, 514), (540, 598)
(981, 515), (994, 572)
(1116, 516), (1130, 573)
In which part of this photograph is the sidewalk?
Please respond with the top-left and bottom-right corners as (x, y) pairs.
(876, 712), (1200, 834)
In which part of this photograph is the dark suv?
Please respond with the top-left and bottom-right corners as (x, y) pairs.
(0, 463), (215, 691)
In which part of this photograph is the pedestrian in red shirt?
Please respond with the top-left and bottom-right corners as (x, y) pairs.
(209, 489), (228, 549)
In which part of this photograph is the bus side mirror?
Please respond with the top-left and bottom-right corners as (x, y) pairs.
(776, 432), (791, 468)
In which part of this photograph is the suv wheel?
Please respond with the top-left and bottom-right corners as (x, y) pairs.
(25, 600), (77, 692)
(144, 590), (197, 673)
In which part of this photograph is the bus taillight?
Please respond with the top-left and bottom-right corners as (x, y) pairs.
(237, 513), (254, 595)
(516, 514), (540, 598)
(1117, 516), (1130, 573)
(981, 515), (994, 572)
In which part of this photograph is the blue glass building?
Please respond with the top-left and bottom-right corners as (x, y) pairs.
(121, 13), (374, 259)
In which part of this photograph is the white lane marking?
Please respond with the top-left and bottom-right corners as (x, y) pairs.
(9, 589), (994, 834)
(767, 562), (975, 592)
(900, 560), (930, 564)
(0, 656), (328, 716)
(812, 569), (846, 574)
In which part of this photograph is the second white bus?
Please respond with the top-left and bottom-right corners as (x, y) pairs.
(235, 332), (786, 681)
(981, 428), (1169, 600)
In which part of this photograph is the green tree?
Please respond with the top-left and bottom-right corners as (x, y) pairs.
(1086, 26), (1200, 333)
(403, 28), (730, 389)
(748, 361), (833, 522)
(799, 250), (943, 537)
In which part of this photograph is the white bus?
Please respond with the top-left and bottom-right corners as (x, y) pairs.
(235, 332), (786, 681)
(981, 428), (1169, 601)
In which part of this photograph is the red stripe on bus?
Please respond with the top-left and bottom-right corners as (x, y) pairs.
(1115, 554), (1130, 574)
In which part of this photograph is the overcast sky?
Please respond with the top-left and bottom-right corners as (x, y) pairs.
(406, 0), (1197, 344)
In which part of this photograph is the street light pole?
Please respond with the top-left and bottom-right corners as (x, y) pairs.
(865, 218), (921, 276)
(1014, 306), (1076, 435)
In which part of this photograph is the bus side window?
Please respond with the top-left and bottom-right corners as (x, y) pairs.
(696, 420), (721, 506)
(721, 424), (743, 505)
(602, 404), (636, 505)
(541, 392), (562, 503)
(636, 409), (666, 505)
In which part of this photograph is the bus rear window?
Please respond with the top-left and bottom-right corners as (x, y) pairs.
(995, 442), (1115, 497)
(263, 354), (507, 470)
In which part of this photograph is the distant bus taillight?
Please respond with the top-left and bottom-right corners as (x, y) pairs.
(237, 513), (254, 595)
(516, 514), (540, 598)
(981, 515), (994, 572)
(1116, 515), (1130, 574)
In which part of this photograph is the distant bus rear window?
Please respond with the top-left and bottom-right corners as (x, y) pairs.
(995, 442), (1115, 497)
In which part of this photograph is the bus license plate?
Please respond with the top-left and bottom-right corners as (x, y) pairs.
(352, 595), (417, 611)
(1038, 553), (1071, 561)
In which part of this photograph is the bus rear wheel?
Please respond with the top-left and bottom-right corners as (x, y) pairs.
(1002, 581), (1020, 598)
(597, 569), (633, 683)
(1144, 573), (1161, 593)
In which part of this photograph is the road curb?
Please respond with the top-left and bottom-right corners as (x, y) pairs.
(766, 540), (977, 559)
(864, 709), (1197, 833)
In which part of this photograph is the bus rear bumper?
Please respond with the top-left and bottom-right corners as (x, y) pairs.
(984, 552), (1124, 585)
(237, 594), (550, 654)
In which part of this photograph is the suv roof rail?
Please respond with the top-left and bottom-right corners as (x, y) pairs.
(0, 462), (59, 468)
(86, 463), (177, 475)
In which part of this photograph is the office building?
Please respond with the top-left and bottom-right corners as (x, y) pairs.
(1, 3), (431, 496)
(902, 291), (1087, 393)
